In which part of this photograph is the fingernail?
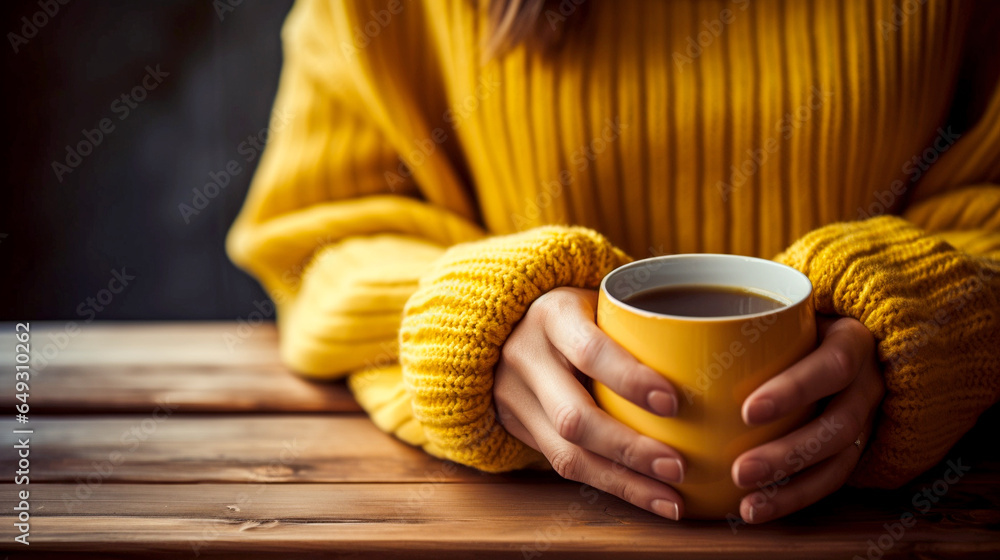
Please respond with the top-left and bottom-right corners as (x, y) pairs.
(746, 398), (775, 424)
(651, 457), (684, 484)
(651, 499), (680, 521)
(648, 390), (677, 416)
(736, 459), (770, 487)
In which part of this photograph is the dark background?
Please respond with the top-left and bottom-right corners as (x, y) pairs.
(1, 0), (296, 320)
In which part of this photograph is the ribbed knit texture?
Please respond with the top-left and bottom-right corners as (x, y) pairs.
(227, 0), (1000, 487)
(776, 216), (1000, 487)
(399, 226), (630, 471)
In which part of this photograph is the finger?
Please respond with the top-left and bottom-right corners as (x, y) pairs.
(498, 347), (684, 518)
(497, 410), (538, 451)
(732, 384), (867, 488)
(743, 318), (875, 425)
(539, 288), (679, 416)
(738, 429), (868, 524)
(815, 315), (842, 336)
(492, 365), (540, 451)
(733, 342), (883, 488)
(740, 449), (856, 523)
(518, 392), (684, 520)
(514, 340), (686, 485)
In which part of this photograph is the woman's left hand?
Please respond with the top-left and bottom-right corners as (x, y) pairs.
(731, 316), (884, 523)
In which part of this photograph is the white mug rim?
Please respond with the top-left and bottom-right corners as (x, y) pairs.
(600, 254), (814, 323)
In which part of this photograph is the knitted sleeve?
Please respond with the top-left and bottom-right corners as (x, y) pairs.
(398, 226), (632, 471)
(225, 0), (487, 378)
(775, 215), (1000, 489)
(226, 0), (482, 388)
(904, 185), (1000, 259)
(778, 48), (1000, 488)
(225, 2), (632, 466)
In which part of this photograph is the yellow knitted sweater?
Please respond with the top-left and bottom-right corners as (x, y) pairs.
(227, 0), (1000, 488)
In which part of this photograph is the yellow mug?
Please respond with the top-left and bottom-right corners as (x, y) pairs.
(594, 254), (816, 519)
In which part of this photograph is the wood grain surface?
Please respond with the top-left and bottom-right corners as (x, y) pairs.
(0, 322), (360, 413)
(4, 482), (1000, 559)
(0, 322), (997, 558)
(0, 416), (485, 483)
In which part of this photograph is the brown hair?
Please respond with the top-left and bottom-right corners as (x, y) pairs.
(484, 0), (585, 60)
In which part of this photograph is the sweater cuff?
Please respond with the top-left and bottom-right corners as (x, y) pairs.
(399, 226), (631, 472)
(279, 234), (445, 378)
(776, 216), (1000, 488)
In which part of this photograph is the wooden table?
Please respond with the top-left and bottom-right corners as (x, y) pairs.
(1, 323), (998, 559)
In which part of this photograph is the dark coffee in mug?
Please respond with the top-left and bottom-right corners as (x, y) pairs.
(622, 285), (787, 317)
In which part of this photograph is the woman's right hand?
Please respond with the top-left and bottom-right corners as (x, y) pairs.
(494, 287), (687, 520)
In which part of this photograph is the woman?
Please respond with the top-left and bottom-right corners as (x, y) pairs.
(227, 0), (1000, 523)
